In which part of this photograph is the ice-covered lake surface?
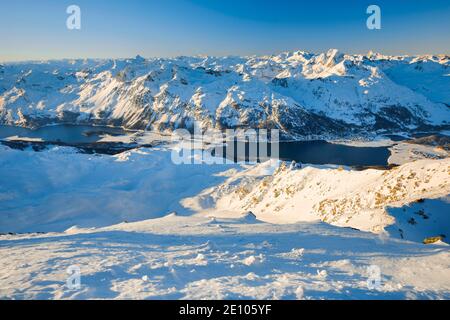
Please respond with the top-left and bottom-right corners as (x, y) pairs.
(0, 125), (391, 166)
(0, 144), (449, 299)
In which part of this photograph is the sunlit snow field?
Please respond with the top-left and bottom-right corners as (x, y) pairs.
(0, 140), (449, 299)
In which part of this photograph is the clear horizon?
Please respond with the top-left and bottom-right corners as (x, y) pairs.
(1, 0), (449, 62)
(2, 48), (450, 64)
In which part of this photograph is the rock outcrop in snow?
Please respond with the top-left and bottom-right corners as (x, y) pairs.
(194, 158), (450, 240)
(1, 50), (449, 139)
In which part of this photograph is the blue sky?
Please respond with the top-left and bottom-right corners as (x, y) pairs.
(0, 0), (449, 61)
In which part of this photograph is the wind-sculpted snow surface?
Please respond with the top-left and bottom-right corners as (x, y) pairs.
(1, 50), (449, 138)
(1, 215), (449, 299)
(0, 145), (449, 299)
(1, 144), (449, 244)
(0, 145), (240, 233)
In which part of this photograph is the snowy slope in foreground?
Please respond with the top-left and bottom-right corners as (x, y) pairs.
(0, 145), (240, 233)
(1, 50), (449, 139)
(0, 145), (449, 241)
(1, 214), (449, 299)
(194, 158), (450, 237)
(0, 145), (449, 299)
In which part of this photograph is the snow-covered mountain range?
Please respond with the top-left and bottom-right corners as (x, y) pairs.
(1, 49), (449, 139)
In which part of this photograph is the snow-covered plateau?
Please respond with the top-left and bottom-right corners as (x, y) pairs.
(0, 142), (449, 299)
(1, 50), (449, 139)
